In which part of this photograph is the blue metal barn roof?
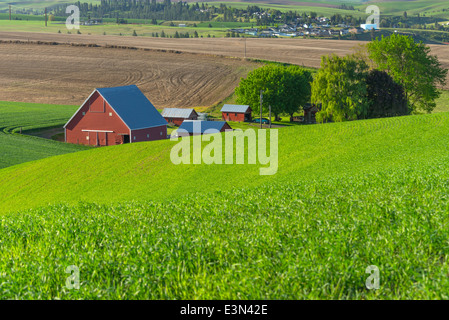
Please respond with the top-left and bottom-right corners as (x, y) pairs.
(161, 108), (195, 119)
(97, 85), (167, 130)
(221, 104), (251, 113)
(178, 120), (229, 134)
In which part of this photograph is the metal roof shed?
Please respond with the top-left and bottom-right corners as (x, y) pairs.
(220, 104), (251, 113)
(177, 120), (232, 136)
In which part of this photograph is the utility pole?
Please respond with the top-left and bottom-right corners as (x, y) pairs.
(244, 37), (247, 59)
(9, 5), (11, 21)
(260, 90), (263, 129)
(269, 105), (272, 128)
(44, 7), (47, 27)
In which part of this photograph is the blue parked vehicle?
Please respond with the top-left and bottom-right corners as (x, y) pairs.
(252, 118), (270, 124)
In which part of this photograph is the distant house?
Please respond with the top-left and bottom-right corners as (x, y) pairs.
(221, 104), (252, 122)
(64, 85), (167, 146)
(176, 120), (232, 137)
(179, 24), (186, 27)
(162, 108), (198, 126)
(259, 30), (273, 37)
(349, 27), (364, 34)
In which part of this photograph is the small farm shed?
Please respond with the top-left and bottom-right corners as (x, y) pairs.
(221, 104), (252, 122)
(176, 120), (232, 137)
(64, 85), (168, 146)
(161, 108), (198, 126)
(303, 103), (321, 124)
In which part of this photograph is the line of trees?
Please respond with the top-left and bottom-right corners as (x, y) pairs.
(235, 34), (448, 123)
(312, 34), (447, 122)
(53, 0), (214, 21)
(52, 0), (357, 26)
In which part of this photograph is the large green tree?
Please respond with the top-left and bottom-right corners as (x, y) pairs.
(366, 70), (409, 118)
(366, 34), (448, 113)
(235, 65), (312, 121)
(311, 54), (369, 122)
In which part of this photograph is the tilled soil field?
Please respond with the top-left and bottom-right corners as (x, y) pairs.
(0, 40), (258, 107)
(0, 32), (447, 106)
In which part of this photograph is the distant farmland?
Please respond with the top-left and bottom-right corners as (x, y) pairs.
(1, 32), (448, 91)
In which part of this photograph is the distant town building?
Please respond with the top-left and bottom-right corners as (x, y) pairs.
(349, 27), (364, 34)
(360, 24), (378, 30)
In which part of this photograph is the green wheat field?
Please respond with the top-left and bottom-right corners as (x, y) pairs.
(1, 99), (449, 298)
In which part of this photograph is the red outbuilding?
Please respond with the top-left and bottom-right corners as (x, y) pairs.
(64, 85), (167, 146)
(161, 108), (198, 126)
(221, 104), (252, 122)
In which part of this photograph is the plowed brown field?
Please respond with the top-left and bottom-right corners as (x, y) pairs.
(0, 32), (447, 106)
(0, 39), (258, 107)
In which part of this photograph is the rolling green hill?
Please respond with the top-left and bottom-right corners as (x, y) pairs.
(0, 101), (90, 169)
(1, 112), (448, 215)
(359, 0), (449, 18)
(1, 112), (449, 298)
(0, 0), (100, 11)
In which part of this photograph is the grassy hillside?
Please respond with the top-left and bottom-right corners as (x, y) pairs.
(433, 90), (449, 112)
(0, 101), (90, 169)
(359, 0), (449, 18)
(0, 0), (100, 11)
(2, 112), (449, 214)
(1, 112), (449, 298)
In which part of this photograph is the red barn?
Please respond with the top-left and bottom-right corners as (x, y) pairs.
(221, 104), (252, 122)
(161, 108), (198, 126)
(64, 85), (167, 146)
